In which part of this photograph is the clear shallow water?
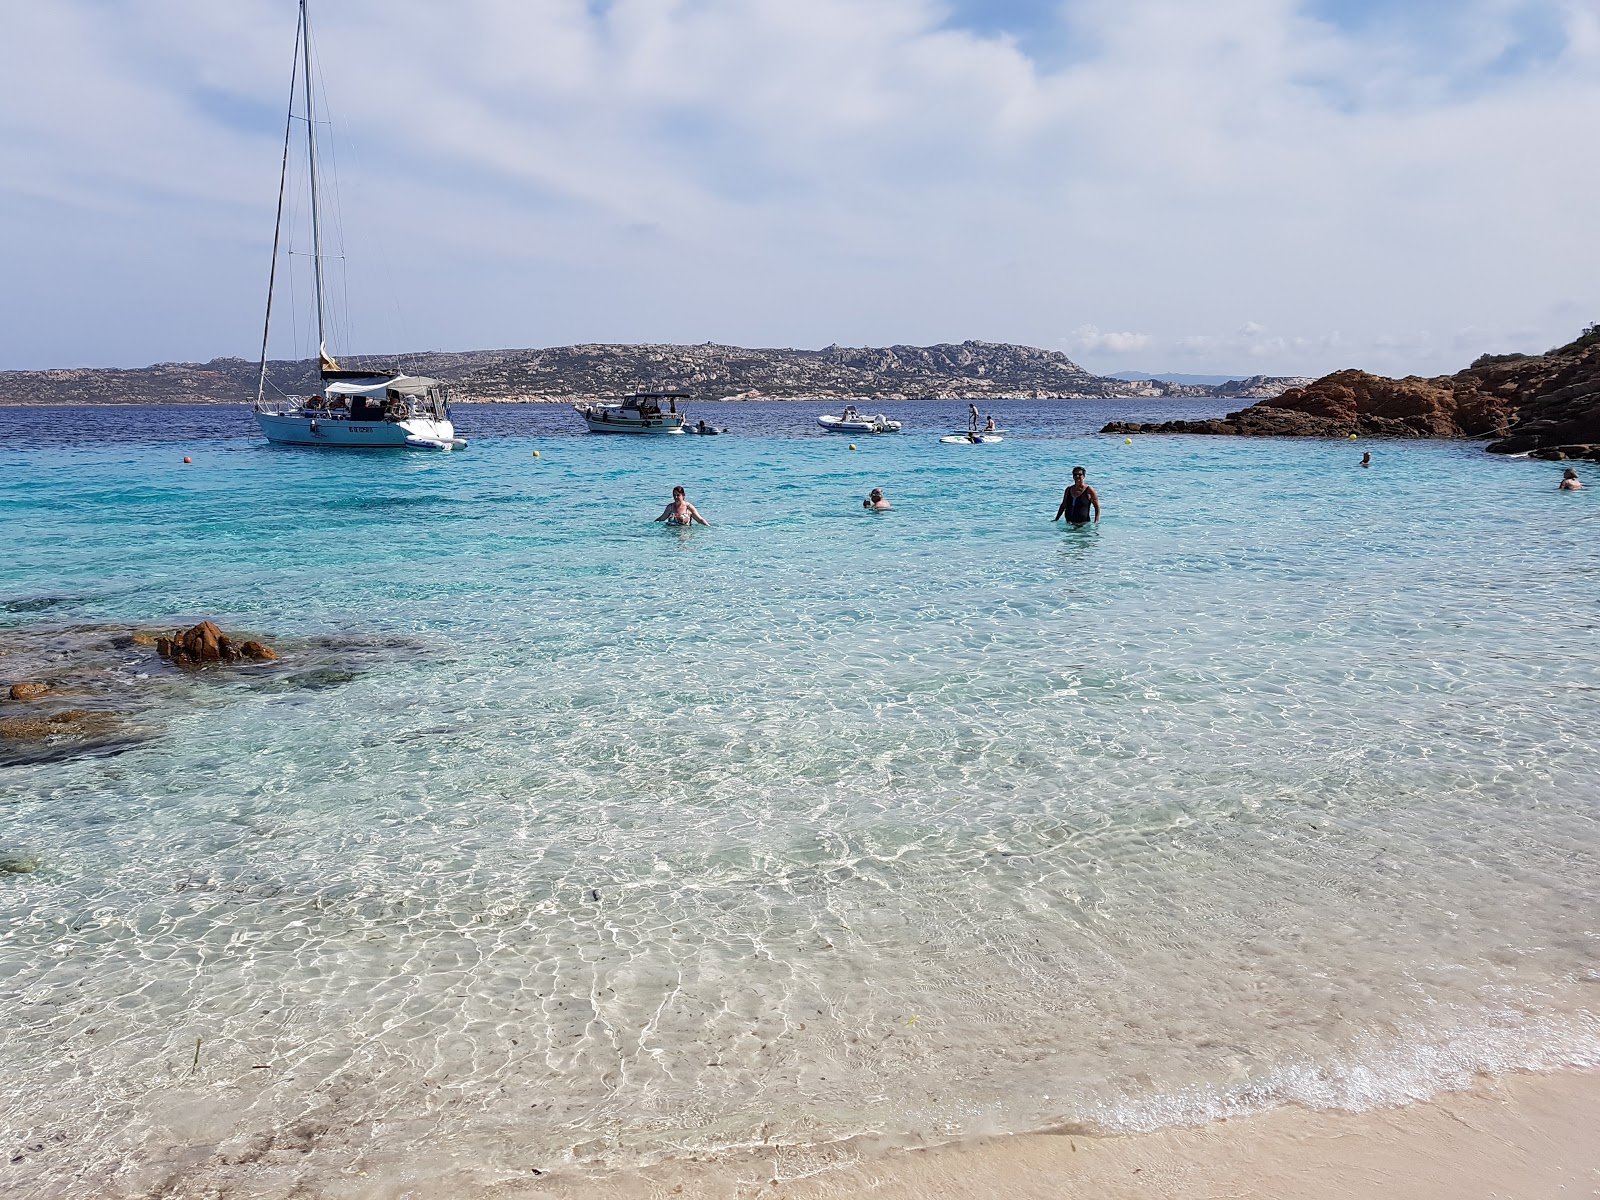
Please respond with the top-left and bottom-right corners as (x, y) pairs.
(1, 400), (1597, 1196)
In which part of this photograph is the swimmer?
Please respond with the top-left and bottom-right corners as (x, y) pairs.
(1559, 467), (1584, 491)
(1360, 452), (1371, 468)
(863, 488), (892, 511)
(1054, 466), (1100, 524)
(654, 485), (710, 526)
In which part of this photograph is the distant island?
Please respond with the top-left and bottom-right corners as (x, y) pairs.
(1103, 324), (1600, 461)
(0, 341), (1310, 406)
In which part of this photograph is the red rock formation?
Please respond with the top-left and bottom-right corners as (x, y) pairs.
(1103, 324), (1600, 451)
(157, 622), (278, 669)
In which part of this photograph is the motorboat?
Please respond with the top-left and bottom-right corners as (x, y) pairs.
(817, 405), (902, 434)
(940, 432), (1004, 444)
(250, 0), (465, 451)
(574, 392), (689, 434)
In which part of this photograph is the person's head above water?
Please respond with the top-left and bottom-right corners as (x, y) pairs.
(1072, 467), (1086, 481)
(1563, 468), (1579, 479)
(672, 485), (686, 499)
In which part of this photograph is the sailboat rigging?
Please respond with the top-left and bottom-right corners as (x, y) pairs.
(253, 0), (465, 450)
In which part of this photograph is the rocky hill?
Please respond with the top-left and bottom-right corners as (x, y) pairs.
(1103, 325), (1600, 460)
(0, 341), (1308, 406)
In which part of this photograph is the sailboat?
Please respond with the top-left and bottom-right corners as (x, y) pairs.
(253, 0), (465, 451)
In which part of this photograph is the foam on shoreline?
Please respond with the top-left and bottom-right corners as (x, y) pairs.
(520, 1068), (1600, 1199)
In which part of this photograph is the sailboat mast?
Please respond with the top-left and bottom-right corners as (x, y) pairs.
(300, 0), (330, 367)
(256, 16), (302, 409)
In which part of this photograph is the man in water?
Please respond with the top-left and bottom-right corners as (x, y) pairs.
(1560, 468), (1584, 490)
(1360, 452), (1372, 468)
(1054, 467), (1100, 524)
(863, 488), (892, 511)
(655, 485), (710, 526)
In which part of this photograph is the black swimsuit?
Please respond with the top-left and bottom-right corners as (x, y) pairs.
(1064, 487), (1093, 524)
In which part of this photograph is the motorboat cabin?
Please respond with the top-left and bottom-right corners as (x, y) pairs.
(574, 392), (690, 434)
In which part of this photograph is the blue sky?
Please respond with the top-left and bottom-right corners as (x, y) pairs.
(1, 0), (1596, 377)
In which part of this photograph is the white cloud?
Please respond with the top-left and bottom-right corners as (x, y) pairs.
(0, 0), (1597, 375)
(1066, 325), (1155, 356)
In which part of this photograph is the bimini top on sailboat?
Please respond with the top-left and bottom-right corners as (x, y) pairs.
(252, 0), (465, 451)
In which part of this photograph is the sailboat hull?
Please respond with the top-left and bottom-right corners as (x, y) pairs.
(255, 412), (464, 449)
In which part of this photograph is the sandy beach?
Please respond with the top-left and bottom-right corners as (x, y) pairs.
(532, 1069), (1600, 1200)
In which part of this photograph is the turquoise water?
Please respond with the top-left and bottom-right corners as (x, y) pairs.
(2, 401), (1597, 1195)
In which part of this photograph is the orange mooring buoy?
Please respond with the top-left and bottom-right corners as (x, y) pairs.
(183, 456), (192, 464)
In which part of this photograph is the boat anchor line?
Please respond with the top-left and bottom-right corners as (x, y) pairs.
(251, 0), (466, 453)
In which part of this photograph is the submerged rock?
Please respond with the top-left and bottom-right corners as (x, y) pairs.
(0, 709), (119, 740)
(7, 682), (49, 701)
(0, 851), (43, 875)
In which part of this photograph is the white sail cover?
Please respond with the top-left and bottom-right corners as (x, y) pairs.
(324, 375), (438, 397)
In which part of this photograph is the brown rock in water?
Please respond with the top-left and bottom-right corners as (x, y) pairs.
(8, 682), (50, 701)
(179, 621), (226, 663)
(156, 622), (278, 668)
(130, 630), (163, 648)
(1104, 323), (1600, 451)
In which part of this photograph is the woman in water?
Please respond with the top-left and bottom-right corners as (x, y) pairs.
(863, 488), (892, 511)
(1559, 468), (1584, 490)
(655, 485), (711, 526)
(1054, 467), (1100, 524)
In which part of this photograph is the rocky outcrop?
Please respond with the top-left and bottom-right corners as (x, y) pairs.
(0, 342), (1309, 405)
(1104, 325), (1600, 450)
(8, 682), (49, 701)
(156, 621), (278, 669)
(0, 620), (395, 767)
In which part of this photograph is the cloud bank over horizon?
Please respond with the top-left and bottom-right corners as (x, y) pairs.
(1, 0), (1596, 378)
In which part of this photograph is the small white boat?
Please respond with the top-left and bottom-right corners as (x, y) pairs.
(817, 405), (902, 434)
(574, 392), (689, 434)
(940, 432), (1004, 444)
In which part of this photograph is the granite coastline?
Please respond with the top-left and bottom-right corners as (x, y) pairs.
(1105, 322), (1600, 460)
(0, 341), (1307, 406)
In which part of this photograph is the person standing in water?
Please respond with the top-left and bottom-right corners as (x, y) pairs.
(1360, 452), (1372, 468)
(655, 485), (710, 526)
(863, 488), (892, 511)
(1054, 467), (1100, 524)
(1559, 468), (1584, 490)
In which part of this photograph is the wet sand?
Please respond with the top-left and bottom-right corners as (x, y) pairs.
(543, 1069), (1600, 1199)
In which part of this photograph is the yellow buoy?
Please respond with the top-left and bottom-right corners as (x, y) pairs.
(1349, 433), (1357, 439)
(1124, 438), (1131, 444)
(849, 444), (857, 451)
(533, 450), (540, 457)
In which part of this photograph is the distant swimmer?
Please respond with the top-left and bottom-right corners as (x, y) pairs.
(1360, 452), (1372, 468)
(863, 488), (892, 511)
(1054, 467), (1100, 525)
(655, 485), (710, 527)
(1559, 468), (1584, 491)
(969, 403), (981, 431)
